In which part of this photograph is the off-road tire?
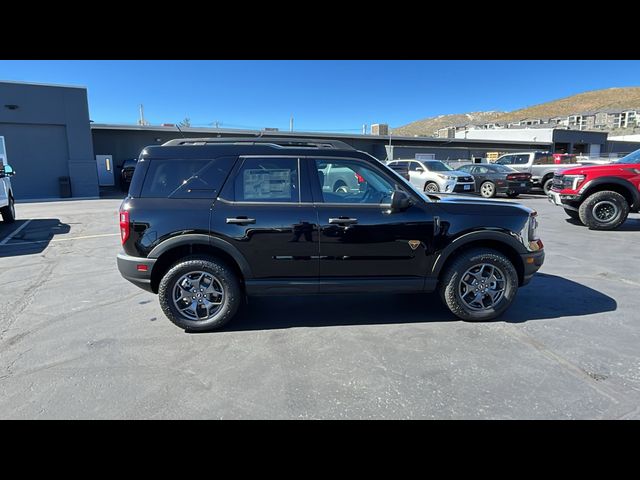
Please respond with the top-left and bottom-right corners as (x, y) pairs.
(1, 195), (16, 223)
(578, 190), (629, 231)
(439, 248), (519, 322)
(158, 255), (242, 332)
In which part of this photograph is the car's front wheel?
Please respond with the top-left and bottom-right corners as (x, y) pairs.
(578, 190), (629, 230)
(424, 181), (440, 193)
(1, 195), (16, 223)
(439, 249), (519, 321)
(158, 255), (242, 331)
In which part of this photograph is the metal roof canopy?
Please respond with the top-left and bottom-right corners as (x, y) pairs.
(90, 124), (552, 147)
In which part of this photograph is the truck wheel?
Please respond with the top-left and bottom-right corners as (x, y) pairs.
(542, 178), (553, 195)
(439, 248), (519, 322)
(424, 182), (440, 193)
(578, 191), (629, 230)
(158, 255), (242, 332)
(1, 195), (16, 223)
(480, 181), (496, 198)
(564, 208), (580, 221)
(333, 181), (349, 194)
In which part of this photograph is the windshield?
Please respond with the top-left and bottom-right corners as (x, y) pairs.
(423, 161), (452, 172)
(614, 148), (640, 165)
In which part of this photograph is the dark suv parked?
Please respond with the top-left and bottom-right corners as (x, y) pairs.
(117, 137), (544, 331)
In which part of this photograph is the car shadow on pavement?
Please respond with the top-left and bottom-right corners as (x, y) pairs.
(206, 272), (616, 333)
(0, 219), (70, 258)
(564, 216), (640, 231)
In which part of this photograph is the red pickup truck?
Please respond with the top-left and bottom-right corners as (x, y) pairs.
(548, 148), (640, 230)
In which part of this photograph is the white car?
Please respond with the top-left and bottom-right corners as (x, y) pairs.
(0, 163), (16, 223)
(387, 159), (475, 194)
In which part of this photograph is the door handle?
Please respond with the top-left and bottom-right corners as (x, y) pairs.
(226, 217), (256, 225)
(329, 217), (358, 225)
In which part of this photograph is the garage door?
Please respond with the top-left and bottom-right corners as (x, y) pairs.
(0, 124), (69, 199)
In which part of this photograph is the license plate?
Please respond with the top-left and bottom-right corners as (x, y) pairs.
(521, 183), (526, 187)
(464, 185), (471, 190)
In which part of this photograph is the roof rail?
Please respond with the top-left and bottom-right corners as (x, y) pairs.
(161, 136), (355, 150)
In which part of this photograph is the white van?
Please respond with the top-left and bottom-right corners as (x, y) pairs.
(0, 137), (16, 223)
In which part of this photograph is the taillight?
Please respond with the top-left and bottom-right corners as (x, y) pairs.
(507, 173), (531, 181)
(119, 210), (130, 245)
(355, 173), (365, 183)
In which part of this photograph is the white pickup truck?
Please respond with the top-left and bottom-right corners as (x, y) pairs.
(494, 151), (581, 194)
(0, 163), (16, 223)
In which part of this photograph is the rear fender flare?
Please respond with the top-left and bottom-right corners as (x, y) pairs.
(148, 233), (253, 278)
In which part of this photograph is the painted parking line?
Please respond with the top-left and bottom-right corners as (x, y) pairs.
(0, 232), (119, 247)
(0, 220), (33, 246)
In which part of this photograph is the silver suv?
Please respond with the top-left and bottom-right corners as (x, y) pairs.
(388, 159), (475, 194)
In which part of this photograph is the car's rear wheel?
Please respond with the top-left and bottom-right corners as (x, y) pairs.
(333, 181), (349, 194)
(439, 248), (519, 321)
(564, 208), (580, 221)
(480, 181), (496, 198)
(578, 190), (629, 230)
(424, 181), (440, 193)
(158, 255), (242, 331)
(1, 195), (16, 223)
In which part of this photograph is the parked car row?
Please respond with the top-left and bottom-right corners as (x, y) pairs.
(386, 158), (533, 199)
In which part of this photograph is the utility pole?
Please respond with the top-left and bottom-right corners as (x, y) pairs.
(362, 124), (367, 135)
(290, 115), (294, 132)
(138, 104), (147, 126)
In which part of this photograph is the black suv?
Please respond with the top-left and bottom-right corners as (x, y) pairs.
(117, 137), (544, 331)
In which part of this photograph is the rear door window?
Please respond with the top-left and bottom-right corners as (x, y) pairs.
(140, 157), (236, 199)
(234, 157), (300, 203)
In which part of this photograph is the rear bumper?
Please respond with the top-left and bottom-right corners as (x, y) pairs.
(498, 181), (532, 194)
(117, 252), (156, 293)
(520, 250), (545, 286)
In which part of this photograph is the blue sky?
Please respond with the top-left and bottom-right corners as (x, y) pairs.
(1, 60), (639, 131)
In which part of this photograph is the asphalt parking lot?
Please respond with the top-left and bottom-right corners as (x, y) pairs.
(1, 194), (639, 419)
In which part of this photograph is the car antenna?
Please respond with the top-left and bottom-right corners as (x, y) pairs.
(176, 123), (185, 138)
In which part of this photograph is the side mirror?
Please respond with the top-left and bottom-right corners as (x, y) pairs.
(390, 190), (411, 212)
(0, 164), (15, 178)
(415, 167), (424, 173)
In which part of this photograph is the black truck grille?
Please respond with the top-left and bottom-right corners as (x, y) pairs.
(552, 173), (564, 189)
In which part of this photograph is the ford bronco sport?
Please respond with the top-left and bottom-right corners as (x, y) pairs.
(117, 137), (544, 331)
(548, 147), (640, 230)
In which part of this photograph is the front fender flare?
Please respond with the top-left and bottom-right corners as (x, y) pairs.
(430, 230), (528, 277)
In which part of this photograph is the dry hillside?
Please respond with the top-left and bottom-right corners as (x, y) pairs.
(393, 87), (640, 136)
(391, 111), (504, 137)
(494, 87), (640, 123)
